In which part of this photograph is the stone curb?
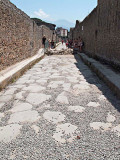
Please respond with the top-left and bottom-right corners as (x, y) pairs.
(0, 49), (45, 91)
(78, 53), (120, 99)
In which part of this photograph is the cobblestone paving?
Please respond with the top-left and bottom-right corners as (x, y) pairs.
(0, 53), (120, 160)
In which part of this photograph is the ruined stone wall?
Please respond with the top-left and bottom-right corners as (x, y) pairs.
(71, 0), (120, 66)
(96, 0), (120, 65)
(0, 0), (54, 71)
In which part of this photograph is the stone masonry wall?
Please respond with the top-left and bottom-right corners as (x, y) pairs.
(96, 0), (120, 65)
(0, 0), (54, 71)
(71, 0), (120, 67)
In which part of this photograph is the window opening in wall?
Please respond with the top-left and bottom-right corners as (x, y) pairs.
(82, 26), (84, 31)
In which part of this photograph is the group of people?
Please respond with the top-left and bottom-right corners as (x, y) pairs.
(62, 40), (69, 47)
(42, 36), (55, 49)
(73, 37), (84, 52)
(42, 35), (84, 52)
(62, 37), (84, 53)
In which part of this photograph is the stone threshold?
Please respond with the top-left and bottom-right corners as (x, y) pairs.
(78, 53), (120, 99)
(0, 49), (45, 91)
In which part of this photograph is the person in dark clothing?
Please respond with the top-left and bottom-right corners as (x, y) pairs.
(51, 40), (54, 49)
(42, 36), (46, 48)
(81, 39), (84, 52)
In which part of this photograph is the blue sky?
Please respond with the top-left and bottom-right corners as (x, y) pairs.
(10, 0), (97, 24)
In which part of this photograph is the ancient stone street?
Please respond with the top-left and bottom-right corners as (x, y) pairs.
(0, 46), (120, 159)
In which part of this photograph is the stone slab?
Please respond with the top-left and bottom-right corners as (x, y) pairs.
(8, 110), (40, 124)
(0, 124), (22, 143)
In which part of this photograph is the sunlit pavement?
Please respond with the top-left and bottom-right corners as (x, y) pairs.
(55, 42), (67, 50)
(0, 53), (120, 159)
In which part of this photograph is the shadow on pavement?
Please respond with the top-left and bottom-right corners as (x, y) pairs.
(73, 53), (120, 112)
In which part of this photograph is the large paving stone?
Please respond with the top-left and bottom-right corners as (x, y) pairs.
(106, 112), (116, 123)
(36, 79), (47, 85)
(87, 102), (100, 108)
(0, 124), (22, 143)
(90, 122), (112, 131)
(73, 84), (90, 90)
(8, 110), (40, 124)
(15, 91), (26, 99)
(112, 125), (120, 137)
(68, 106), (85, 113)
(10, 102), (33, 113)
(43, 111), (65, 124)
(63, 83), (71, 92)
(23, 85), (45, 92)
(67, 77), (79, 83)
(56, 92), (69, 104)
(53, 123), (78, 143)
(3, 88), (17, 95)
(48, 81), (64, 89)
(0, 113), (4, 121)
(26, 93), (51, 105)
(0, 95), (13, 102)
(0, 103), (5, 109)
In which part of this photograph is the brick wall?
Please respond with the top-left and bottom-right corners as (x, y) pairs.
(70, 0), (120, 67)
(0, 0), (56, 71)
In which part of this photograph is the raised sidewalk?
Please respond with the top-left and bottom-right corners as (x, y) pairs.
(78, 53), (120, 99)
(0, 49), (44, 90)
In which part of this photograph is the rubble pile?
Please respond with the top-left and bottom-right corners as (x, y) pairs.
(45, 48), (73, 56)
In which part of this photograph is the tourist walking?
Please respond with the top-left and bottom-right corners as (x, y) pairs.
(51, 40), (54, 49)
(42, 35), (46, 48)
(78, 37), (82, 52)
(73, 39), (78, 54)
(66, 41), (69, 48)
(81, 39), (84, 52)
(48, 39), (51, 49)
